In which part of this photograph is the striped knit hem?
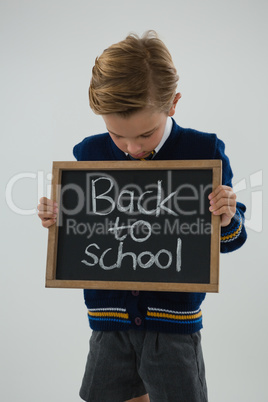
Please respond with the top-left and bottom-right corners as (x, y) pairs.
(146, 307), (202, 326)
(221, 210), (242, 243)
(87, 307), (131, 326)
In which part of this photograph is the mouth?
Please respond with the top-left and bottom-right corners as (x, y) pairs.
(130, 151), (149, 159)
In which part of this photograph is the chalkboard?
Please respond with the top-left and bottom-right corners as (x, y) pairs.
(46, 160), (221, 292)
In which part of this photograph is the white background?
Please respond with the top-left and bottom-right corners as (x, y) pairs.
(1, 1), (267, 401)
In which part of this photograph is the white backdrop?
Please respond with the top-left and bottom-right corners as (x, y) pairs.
(1, 1), (267, 401)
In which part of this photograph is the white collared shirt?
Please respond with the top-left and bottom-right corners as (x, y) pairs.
(154, 116), (173, 154)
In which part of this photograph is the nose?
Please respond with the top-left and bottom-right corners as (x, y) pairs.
(126, 141), (142, 155)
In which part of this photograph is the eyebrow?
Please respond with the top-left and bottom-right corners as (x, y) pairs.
(107, 127), (157, 137)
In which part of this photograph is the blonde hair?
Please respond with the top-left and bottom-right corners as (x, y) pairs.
(89, 30), (179, 116)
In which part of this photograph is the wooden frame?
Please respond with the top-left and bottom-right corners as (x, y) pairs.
(46, 160), (222, 292)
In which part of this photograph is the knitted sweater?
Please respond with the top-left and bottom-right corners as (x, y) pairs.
(73, 118), (247, 334)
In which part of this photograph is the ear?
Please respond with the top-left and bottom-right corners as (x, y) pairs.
(168, 93), (182, 116)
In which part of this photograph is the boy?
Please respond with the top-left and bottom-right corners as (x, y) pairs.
(38, 31), (247, 402)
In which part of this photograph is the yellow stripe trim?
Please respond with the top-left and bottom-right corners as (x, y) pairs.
(88, 311), (129, 319)
(221, 220), (242, 241)
(147, 311), (202, 321)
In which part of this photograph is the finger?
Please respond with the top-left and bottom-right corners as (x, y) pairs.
(208, 185), (235, 201)
(39, 197), (58, 208)
(210, 204), (236, 217)
(41, 218), (57, 228)
(38, 210), (58, 220)
(209, 187), (235, 201)
(209, 188), (236, 205)
(209, 197), (236, 212)
(38, 204), (58, 214)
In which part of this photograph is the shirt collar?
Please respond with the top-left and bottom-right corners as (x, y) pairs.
(154, 116), (173, 154)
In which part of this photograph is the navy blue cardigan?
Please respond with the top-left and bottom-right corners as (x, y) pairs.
(73, 118), (247, 334)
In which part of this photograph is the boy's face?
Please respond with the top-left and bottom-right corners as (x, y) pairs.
(103, 109), (170, 159)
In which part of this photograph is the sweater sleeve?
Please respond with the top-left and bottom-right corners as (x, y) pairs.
(73, 133), (113, 162)
(213, 137), (247, 253)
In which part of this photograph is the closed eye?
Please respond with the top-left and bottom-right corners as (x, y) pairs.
(109, 132), (122, 139)
(141, 133), (153, 138)
(110, 132), (153, 139)
(108, 128), (156, 139)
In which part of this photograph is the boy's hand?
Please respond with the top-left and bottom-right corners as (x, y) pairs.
(37, 197), (58, 228)
(208, 185), (237, 227)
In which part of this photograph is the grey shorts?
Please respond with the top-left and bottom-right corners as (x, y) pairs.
(80, 330), (208, 402)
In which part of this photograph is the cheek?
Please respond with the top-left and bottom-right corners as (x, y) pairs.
(152, 131), (163, 146)
(112, 137), (126, 150)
